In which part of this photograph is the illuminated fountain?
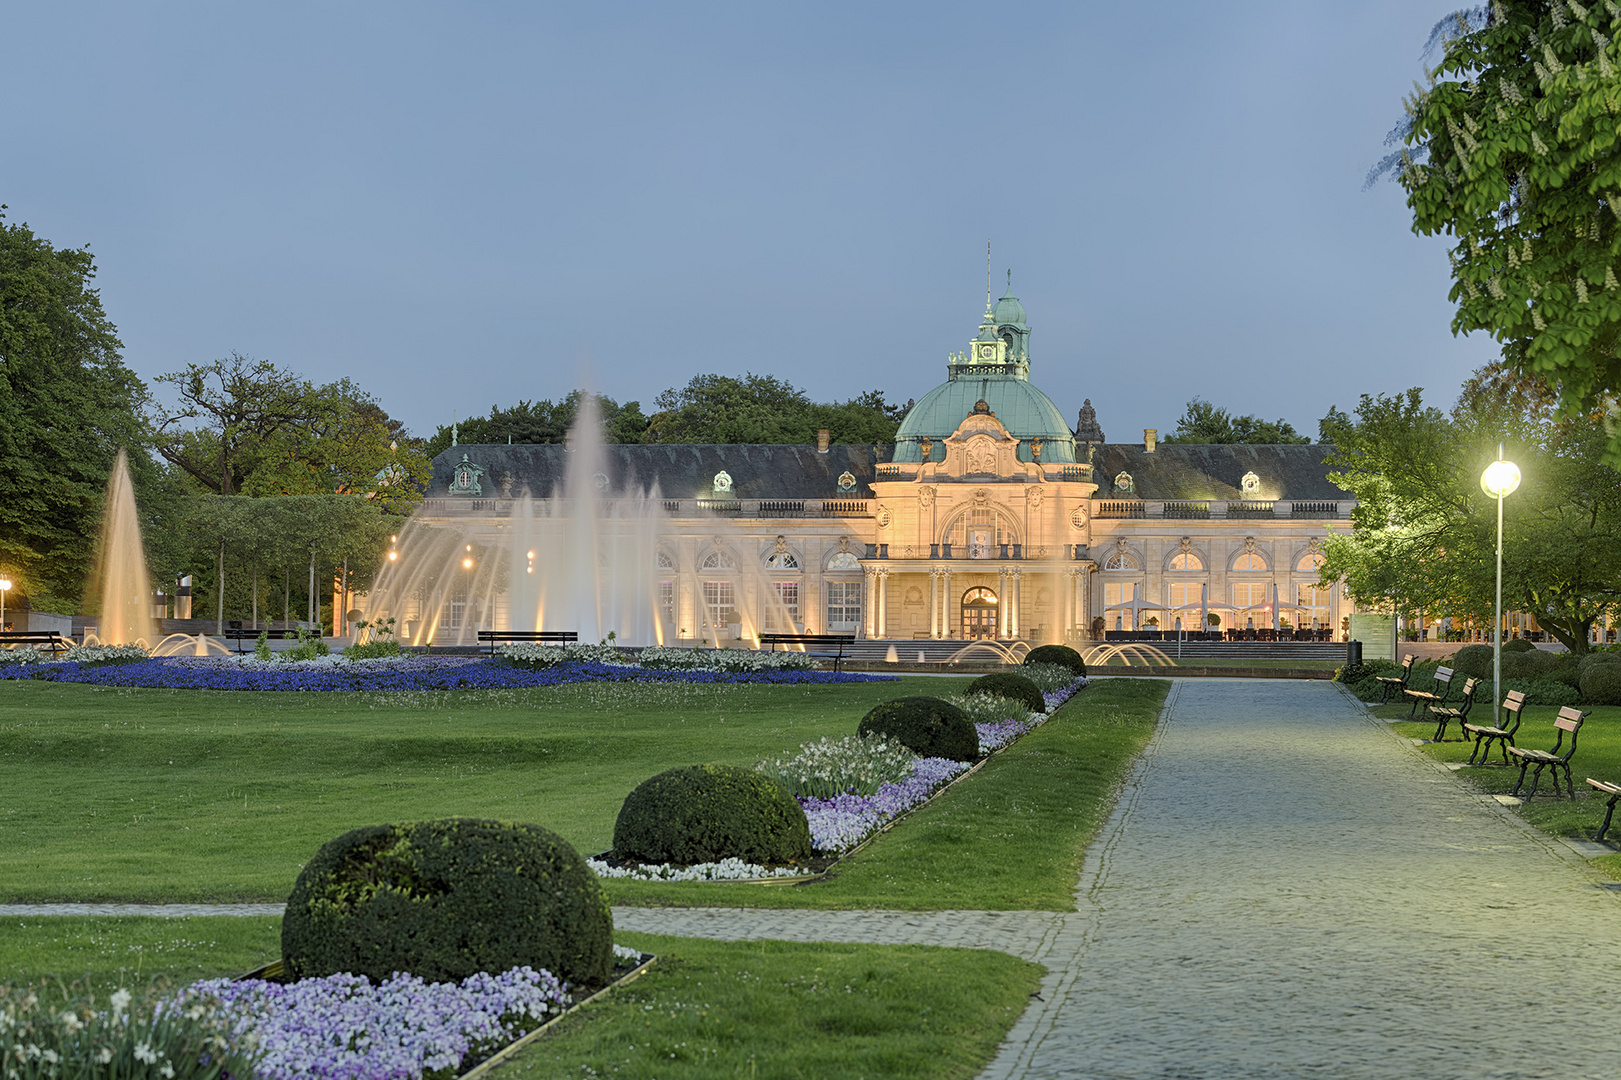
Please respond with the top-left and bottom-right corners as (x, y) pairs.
(84, 451), (231, 657)
(87, 449), (156, 648)
(370, 397), (671, 647)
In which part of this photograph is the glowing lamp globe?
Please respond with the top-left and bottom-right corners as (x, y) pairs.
(1481, 459), (1521, 499)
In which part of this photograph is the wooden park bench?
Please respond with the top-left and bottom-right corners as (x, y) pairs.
(1426, 676), (1479, 742)
(476, 630), (578, 656)
(223, 628), (302, 654)
(1374, 654), (1415, 704)
(757, 632), (855, 673)
(1463, 690), (1527, 766)
(1585, 778), (1621, 842)
(0, 631), (71, 655)
(1508, 706), (1590, 799)
(1402, 664), (1454, 718)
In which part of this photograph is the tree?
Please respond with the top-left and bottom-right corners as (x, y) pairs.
(0, 206), (155, 610)
(1158, 398), (1311, 444)
(644, 374), (906, 445)
(1318, 405), (1355, 444)
(423, 391), (650, 457)
(156, 353), (314, 495)
(1320, 366), (1621, 652)
(1380, 3), (1621, 457)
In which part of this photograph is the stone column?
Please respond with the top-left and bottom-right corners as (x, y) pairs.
(863, 570), (877, 638)
(997, 568), (1009, 637)
(876, 569), (890, 639)
(942, 569), (953, 638)
(1011, 569), (1022, 638)
(929, 569), (941, 640)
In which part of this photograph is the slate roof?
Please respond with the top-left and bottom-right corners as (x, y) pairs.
(431, 442), (1351, 503)
(431, 444), (883, 500)
(1091, 444), (1351, 502)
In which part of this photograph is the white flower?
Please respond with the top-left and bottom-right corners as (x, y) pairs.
(97, 1045), (114, 1063)
(134, 1041), (158, 1064)
(161, 1063), (176, 1078)
(109, 989), (132, 1016)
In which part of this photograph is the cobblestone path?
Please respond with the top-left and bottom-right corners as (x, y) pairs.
(985, 678), (1621, 1080)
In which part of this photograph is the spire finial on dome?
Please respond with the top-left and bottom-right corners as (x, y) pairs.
(985, 240), (993, 312)
(1007, 268), (1012, 291)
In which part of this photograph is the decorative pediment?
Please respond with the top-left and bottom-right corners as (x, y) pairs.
(449, 454), (486, 496)
(938, 410), (1018, 479)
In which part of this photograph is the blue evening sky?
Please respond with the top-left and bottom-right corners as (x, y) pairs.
(2, 2), (1493, 444)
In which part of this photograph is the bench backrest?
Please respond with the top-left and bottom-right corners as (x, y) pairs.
(1400, 654), (1415, 672)
(1458, 677), (1478, 698)
(1546, 706), (1589, 761)
(1433, 666), (1454, 686)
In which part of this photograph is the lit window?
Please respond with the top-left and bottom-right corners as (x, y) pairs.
(657, 551), (675, 570)
(1296, 552), (1325, 572)
(827, 552), (861, 570)
(768, 581), (801, 629)
(1167, 582), (1202, 608)
(702, 581), (736, 625)
(826, 582), (861, 629)
(1232, 582), (1268, 608)
(700, 550), (736, 570)
(944, 510), (1015, 559)
(1232, 552), (1267, 571)
(765, 552), (799, 569)
(1104, 552), (1139, 571)
(1168, 552), (1203, 571)
(659, 581), (675, 613)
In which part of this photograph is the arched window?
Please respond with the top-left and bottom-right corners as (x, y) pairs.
(1104, 552), (1139, 571)
(1296, 552), (1325, 573)
(943, 509), (1017, 559)
(656, 551), (675, 570)
(1168, 552), (1203, 571)
(765, 552), (799, 569)
(1232, 552), (1267, 572)
(827, 552), (861, 570)
(700, 549), (736, 570)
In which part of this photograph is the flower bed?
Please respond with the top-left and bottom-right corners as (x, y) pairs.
(182, 966), (569, 1080)
(0, 656), (893, 691)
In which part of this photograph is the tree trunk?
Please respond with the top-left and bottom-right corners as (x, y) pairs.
(252, 565), (258, 629)
(308, 548), (316, 630)
(283, 567), (290, 629)
(216, 540), (225, 635)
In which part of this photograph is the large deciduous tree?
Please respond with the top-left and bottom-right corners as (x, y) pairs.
(0, 207), (154, 609)
(644, 374), (906, 445)
(1158, 398), (1311, 444)
(1383, 2), (1621, 455)
(156, 353), (314, 495)
(1321, 366), (1621, 652)
(423, 391), (650, 457)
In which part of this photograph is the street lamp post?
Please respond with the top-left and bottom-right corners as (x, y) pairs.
(1481, 443), (1521, 725)
(0, 577), (11, 632)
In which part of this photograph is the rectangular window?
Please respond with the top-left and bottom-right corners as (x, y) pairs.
(1167, 582), (1202, 609)
(440, 598), (464, 630)
(702, 581), (736, 627)
(1103, 582), (1135, 607)
(1232, 582), (1268, 609)
(826, 581), (861, 630)
(768, 581), (800, 629)
(659, 581), (675, 613)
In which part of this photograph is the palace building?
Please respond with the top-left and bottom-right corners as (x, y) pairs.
(415, 285), (1356, 646)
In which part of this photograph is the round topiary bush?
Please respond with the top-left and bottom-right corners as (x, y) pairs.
(1581, 661), (1621, 706)
(1577, 651), (1621, 678)
(613, 764), (812, 866)
(1503, 638), (1537, 653)
(964, 672), (1047, 713)
(1501, 648), (1565, 681)
(1023, 644), (1086, 677)
(857, 696), (978, 763)
(282, 818), (612, 987)
(1449, 644), (1494, 680)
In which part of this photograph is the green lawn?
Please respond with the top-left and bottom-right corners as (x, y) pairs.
(504, 934), (1042, 1080)
(1378, 700), (1621, 879)
(0, 915), (281, 996)
(607, 677), (1168, 910)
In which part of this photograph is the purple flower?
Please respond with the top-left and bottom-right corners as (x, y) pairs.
(799, 756), (971, 852)
(177, 966), (569, 1080)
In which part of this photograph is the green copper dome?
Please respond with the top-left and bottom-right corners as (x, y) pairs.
(992, 290), (1026, 327)
(894, 377), (1077, 464)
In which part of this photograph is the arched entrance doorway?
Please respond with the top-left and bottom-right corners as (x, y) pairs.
(962, 587), (998, 639)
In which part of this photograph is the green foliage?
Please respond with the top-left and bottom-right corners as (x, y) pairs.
(1017, 662), (1082, 692)
(1023, 643), (1087, 676)
(755, 735), (917, 799)
(344, 617), (402, 659)
(254, 630), (272, 661)
(1318, 405), (1355, 444)
(1321, 369), (1621, 653)
(1504, 677), (1584, 707)
(856, 696), (978, 763)
(423, 390), (650, 457)
(1158, 397), (1310, 445)
(156, 356), (428, 504)
(1504, 637), (1538, 652)
(964, 672), (1047, 712)
(1451, 643), (1494, 679)
(1581, 658), (1621, 705)
(282, 818), (612, 986)
(1387, 3), (1621, 455)
(644, 373), (906, 445)
(282, 627), (331, 661)
(0, 208), (155, 609)
(0, 980), (259, 1080)
(612, 764), (812, 865)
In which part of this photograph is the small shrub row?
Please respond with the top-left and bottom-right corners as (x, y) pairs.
(756, 734), (918, 799)
(612, 765), (812, 866)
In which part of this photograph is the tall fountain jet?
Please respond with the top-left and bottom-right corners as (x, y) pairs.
(90, 449), (157, 647)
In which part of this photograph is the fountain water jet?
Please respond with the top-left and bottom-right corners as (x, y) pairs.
(88, 450), (156, 648)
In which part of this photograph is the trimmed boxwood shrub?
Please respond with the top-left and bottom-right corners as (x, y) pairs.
(1580, 658), (1621, 705)
(965, 672), (1047, 713)
(282, 818), (612, 987)
(1503, 677), (1583, 707)
(614, 764), (811, 866)
(857, 696), (978, 762)
(1023, 644), (1086, 677)
(1500, 648), (1569, 683)
(1450, 644), (1494, 680)
(1503, 638), (1537, 652)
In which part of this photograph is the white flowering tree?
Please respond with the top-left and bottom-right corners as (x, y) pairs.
(1383, 2), (1621, 454)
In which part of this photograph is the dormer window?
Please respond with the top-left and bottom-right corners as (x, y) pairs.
(1240, 471), (1261, 495)
(1114, 471), (1135, 495)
